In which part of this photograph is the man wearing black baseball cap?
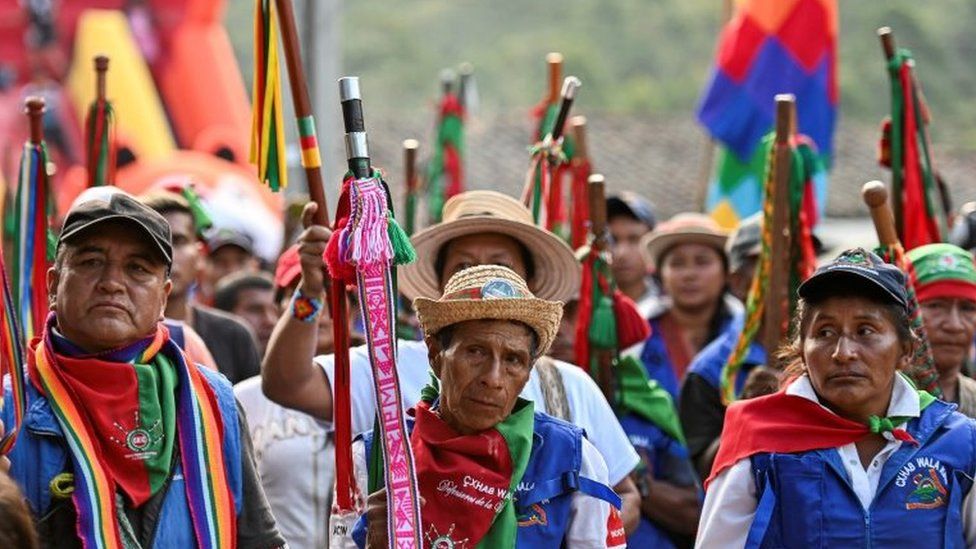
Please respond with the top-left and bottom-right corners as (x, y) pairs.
(3, 190), (283, 548)
(607, 192), (660, 316)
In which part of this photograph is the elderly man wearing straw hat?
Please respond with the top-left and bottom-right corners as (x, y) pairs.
(262, 190), (642, 530)
(352, 265), (626, 548)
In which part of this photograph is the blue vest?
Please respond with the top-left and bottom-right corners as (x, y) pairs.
(3, 365), (244, 546)
(353, 411), (621, 548)
(686, 313), (766, 393)
(640, 314), (737, 401)
(619, 413), (700, 548)
(746, 400), (976, 548)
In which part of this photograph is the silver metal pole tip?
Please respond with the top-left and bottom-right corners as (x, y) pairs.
(338, 77), (361, 101)
(561, 76), (581, 100)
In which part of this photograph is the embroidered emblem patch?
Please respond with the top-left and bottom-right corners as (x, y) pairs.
(906, 468), (948, 510)
(517, 503), (549, 527)
(126, 428), (151, 452)
(481, 279), (522, 299)
(425, 524), (468, 549)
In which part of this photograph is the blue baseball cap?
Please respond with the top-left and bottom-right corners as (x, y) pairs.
(798, 248), (907, 307)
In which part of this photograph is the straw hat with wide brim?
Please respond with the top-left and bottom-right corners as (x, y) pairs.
(642, 212), (730, 269)
(414, 265), (563, 357)
(399, 190), (580, 302)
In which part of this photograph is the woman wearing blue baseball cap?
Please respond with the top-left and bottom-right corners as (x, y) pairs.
(696, 248), (976, 547)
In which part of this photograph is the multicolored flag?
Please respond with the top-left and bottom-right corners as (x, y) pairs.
(879, 48), (947, 250)
(698, 0), (838, 228)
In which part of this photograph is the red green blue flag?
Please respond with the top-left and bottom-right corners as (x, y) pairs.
(698, 0), (837, 228)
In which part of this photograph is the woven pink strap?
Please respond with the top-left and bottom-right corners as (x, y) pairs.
(346, 177), (422, 548)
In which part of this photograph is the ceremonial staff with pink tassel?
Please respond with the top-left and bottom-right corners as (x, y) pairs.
(325, 77), (422, 549)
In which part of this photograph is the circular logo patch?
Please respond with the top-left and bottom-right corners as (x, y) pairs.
(481, 279), (521, 299)
(126, 429), (151, 452)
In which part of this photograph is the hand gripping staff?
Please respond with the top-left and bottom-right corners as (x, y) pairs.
(326, 77), (422, 548)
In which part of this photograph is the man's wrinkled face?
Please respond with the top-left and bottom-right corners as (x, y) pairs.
(48, 221), (171, 352)
(161, 211), (201, 298)
(233, 287), (278, 353)
(920, 297), (976, 373)
(438, 233), (529, 291)
(609, 216), (651, 287)
(430, 320), (534, 434)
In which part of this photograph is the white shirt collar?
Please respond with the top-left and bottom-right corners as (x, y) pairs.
(785, 372), (920, 419)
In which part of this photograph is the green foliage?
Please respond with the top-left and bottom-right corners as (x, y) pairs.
(224, 0), (976, 145)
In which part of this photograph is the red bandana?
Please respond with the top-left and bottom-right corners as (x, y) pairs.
(411, 401), (513, 546)
(707, 389), (923, 489)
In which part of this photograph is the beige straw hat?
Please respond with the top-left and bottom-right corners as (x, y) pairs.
(399, 190), (580, 302)
(641, 212), (730, 269)
(413, 265), (563, 357)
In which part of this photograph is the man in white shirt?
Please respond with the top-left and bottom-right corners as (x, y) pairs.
(262, 191), (641, 531)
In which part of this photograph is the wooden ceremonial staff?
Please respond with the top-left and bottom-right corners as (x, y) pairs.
(571, 116), (591, 249)
(878, 27), (931, 125)
(403, 138), (419, 234)
(587, 173), (617, 403)
(546, 52), (563, 107)
(572, 116), (589, 161)
(862, 181), (899, 248)
(274, 0), (329, 226)
(760, 94), (795, 355)
(94, 55), (108, 105)
(27, 97), (44, 146)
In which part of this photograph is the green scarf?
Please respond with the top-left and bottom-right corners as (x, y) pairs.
(616, 355), (686, 444)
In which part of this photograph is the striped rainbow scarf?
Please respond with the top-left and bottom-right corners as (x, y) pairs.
(28, 314), (236, 549)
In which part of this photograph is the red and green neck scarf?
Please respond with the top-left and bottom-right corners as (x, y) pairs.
(707, 378), (936, 489)
(27, 314), (236, 549)
(411, 388), (534, 549)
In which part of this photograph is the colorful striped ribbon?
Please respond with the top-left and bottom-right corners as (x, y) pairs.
(297, 115), (322, 169)
(250, 0), (288, 191)
(0, 248), (26, 455)
(13, 141), (51, 342)
(30, 319), (236, 549)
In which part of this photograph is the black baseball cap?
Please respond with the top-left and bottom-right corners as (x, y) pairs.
(59, 191), (173, 266)
(798, 248), (906, 307)
(607, 192), (656, 229)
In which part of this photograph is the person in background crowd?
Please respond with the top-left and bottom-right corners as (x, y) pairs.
(4, 191), (282, 548)
(262, 191), (642, 533)
(354, 265), (626, 548)
(215, 272), (278, 354)
(552, 296), (700, 547)
(0, 470), (38, 549)
(607, 192), (660, 317)
(206, 227), (261, 290)
(233, 245), (351, 549)
(951, 201), (976, 253)
(679, 213), (767, 479)
(629, 213), (737, 400)
(724, 212), (761, 303)
(698, 248), (976, 547)
(908, 243), (976, 416)
(142, 192), (262, 384)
